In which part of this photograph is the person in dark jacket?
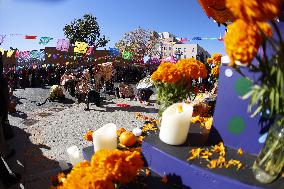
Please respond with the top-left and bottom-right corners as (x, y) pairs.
(0, 52), (21, 188)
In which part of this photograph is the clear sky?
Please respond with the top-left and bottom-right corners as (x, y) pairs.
(0, 0), (227, 55)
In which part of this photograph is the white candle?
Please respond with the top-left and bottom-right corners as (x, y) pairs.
(66, 145), (82, 166)
(132, 128), (142, 136)
(159, 103), (193, 145)
(93, 123), (117, 152)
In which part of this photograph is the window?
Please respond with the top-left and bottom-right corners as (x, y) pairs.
(184, 48), (186, 52)
(164, 47), (166, 50)
(169, 47), (172, 50)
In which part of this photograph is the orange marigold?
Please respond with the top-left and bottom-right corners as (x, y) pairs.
(58, 162), (114, 189)
(177, 58), (208, 80)
(226, 0), (281, 22)
(211, 66), (220, 75)
(91, 149), (144, 184)
(198, 0), (234, 23)
(151, 62), (182, 83)
(212, 53), (222, 66)
(224, 19), (272, 65)
(207, 57), (213, 64)
(84, 130), (94, 142)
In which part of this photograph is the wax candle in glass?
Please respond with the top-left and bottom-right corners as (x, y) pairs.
(93, 123), (117, 152)
(159, 103), (193, 145)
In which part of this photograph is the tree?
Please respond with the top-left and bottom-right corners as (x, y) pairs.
(115, 27), (161, 60)
(63, 14), (109, 48)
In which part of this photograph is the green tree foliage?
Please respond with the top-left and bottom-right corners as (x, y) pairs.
(63, 14), (109, 48)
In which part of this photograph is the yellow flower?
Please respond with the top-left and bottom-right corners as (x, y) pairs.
(207, 57), (213, 64)
(84, 130), (94, 142)
(211, 66), (220, 76)
(224, 19), (272, 65)
(91, 149), (144, 184)
(177, 58), (208, 80)
(212, 53), (222, 66)
(226, 0), (281, 22)
(151, 62), (182, 83)
(58, 162), (114, 189)
(198, 0), (234, 23)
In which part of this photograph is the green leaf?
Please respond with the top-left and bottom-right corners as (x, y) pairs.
(251, 106), (262, 118)
(269, 88), (275, 114)
(275, 89), (279, 112)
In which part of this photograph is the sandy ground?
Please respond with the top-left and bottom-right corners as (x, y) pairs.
(5, 86), (158, 189)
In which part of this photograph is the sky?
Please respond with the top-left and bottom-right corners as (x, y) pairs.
(0, 0), (227, 55)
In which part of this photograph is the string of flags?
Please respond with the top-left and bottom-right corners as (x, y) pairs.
(0, 33), (224, 47)
(0, 32), (225, 62)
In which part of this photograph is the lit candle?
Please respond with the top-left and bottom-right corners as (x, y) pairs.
(93, 123), (117, 152)
(159, 103), (193, 145)
(66, 145), (82, 166)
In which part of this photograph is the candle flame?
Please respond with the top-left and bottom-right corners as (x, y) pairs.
(177, 105), (183, 113)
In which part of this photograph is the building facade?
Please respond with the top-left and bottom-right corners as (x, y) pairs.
(173, 44), (211, 63)
(158, 32), (211, 63)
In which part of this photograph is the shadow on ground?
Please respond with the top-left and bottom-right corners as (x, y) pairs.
(5, 125), (64, 189)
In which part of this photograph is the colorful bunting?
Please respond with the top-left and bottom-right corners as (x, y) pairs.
(192, 37), (202, 40)
(180, 38), (188, 43)
(25, 35), (37, 40)
(0, 48), (5, 55)
(122, 51), (133, 60)
(86, 47), (94, 55)
(7, 50), (14, 57)
(39, 37), (53, 45)
(109, 48), (120, 57)
(56, 39), (70, 52)
(74, 41), (88, 54)
(15, 50), (20, 58)
(30, 50), (39, 59)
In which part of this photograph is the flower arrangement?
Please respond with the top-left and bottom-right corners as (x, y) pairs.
(52, 149), (143, 189)
(151, 58), (208, 115)
(199, 0), (284, 183)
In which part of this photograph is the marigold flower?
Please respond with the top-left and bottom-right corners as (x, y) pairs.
(84, 130), (94, 142)
(207, 57), (213, 64)
(224, 19), (272, 65)
(237, 148), (244, 156)
(91, 149), (144, 184)
(198, 0), (234, 23)
(58, 162), (114, 189)
(226, 0), (281, 22)
(177, 58), (208, 80)
(212, 53), (222, 65)
(211, 66), (220, 76)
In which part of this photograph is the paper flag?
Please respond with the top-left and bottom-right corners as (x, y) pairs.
(192, 37), (202, 40)
(109, 48), (120, 57)
(122, 51), (133, 60)
(15, 50), (20, 58)
(0, 48), (5, 55)
(74, 41), (88, 54)
(180, 38), (188, 43)
(0, 35), (6, 45)
(56, 39), (70, 52)
(21, 51), (30, 59)
(38, 50), (45, 60)
(25, 35), (37, 40)
(39, 37), (53, 45)
(7, 50), (14, 57)
(86, 47), (93, 55)
(30, 50), (39, 59)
